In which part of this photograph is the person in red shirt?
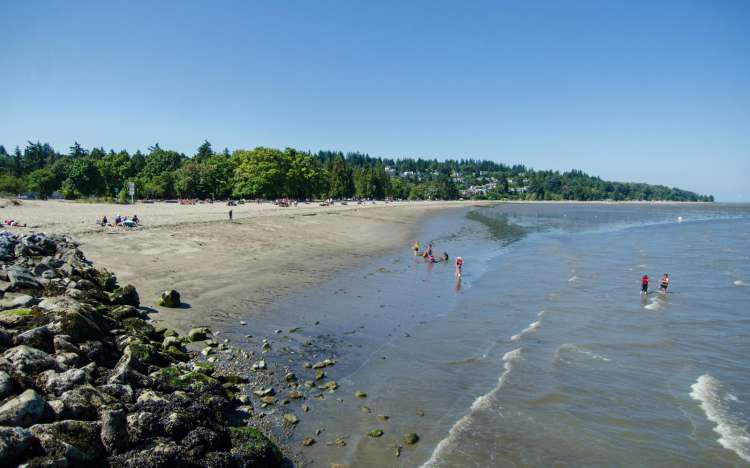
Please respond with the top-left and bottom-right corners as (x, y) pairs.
(641, 274), (649, 294)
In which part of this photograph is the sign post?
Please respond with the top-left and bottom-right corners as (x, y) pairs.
(128, 182), (135, 204)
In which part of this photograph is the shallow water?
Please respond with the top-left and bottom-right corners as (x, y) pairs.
(224, 203), (750, 467)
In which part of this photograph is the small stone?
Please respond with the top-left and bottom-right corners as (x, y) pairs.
(288, 390), (303, 399)
(304, 380), (315, 388)
(303, 362), (312, 369)
(260, 396), (277, 405)
(253, 387), (274, 397)
(315, 370), (325, 380)
(274, 329), (282, 334)
(367, 428), (384, 438)
(332, 436), (347, 447)
(404, 432), (420, 445)
(302, 437), (316, 446)
(416, 409), (425, 417)
(158, 289), (181, 308)
(312, 358), (336, 369)
(283, 413), (299, 425)
(252, 360), (266, 370)
(355, 391), (367, 399)
(188, 327), (210, 342)
(360, 406), (371, 414)
(240, 321), (246, 326)
(302, 404), (310, 412)
(376, 414), (389, 422)
(285, 372), (297, 382)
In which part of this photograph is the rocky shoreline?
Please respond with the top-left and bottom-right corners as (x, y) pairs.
(0, 231), (289, 467)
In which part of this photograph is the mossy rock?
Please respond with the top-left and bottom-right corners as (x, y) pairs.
(128, 342), (169, 367)
(0, 308), (35, 316)
(153, 367), (221, 393)
(367, 429), (384, 438)
(229, 426), (283, 466)
(95, 269), (118, 292)
(165, 345), (189, 362)
(121, 317), (157, 340)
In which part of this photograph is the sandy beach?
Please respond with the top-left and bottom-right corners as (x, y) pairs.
(1, 199), (486, 334)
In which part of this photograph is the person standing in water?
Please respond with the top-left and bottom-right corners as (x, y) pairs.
(641, 274), (649, 294)
(455, 256), (464, 278)
(660, 273), (669, 292)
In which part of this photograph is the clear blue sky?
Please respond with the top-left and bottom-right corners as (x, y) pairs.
(2, 1), (748, 200)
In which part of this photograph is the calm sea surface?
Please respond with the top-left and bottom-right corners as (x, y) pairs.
(224, 203), (750, 467)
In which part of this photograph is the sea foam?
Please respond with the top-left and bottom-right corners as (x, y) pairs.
(421, 348), (522, 467)
(690, 374), (750, 462)
(511, 320), (541, 341)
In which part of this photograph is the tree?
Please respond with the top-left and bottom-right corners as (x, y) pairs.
(194, 140), (214, 163)
(69, 142), (88, 158)
(97, 151), (133, 197)
(174, 161), (203, 198)
(64, 158), (103, 197)
(231, 147), (289, 199)
(200, 154), (235, 199)
(327, 155), (353, 199)
(25, 168), (56, 198)
(285, 149), (324, 199)
(0, 174), (25, 195)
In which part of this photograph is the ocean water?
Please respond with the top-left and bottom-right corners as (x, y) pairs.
(224, 203), (750, 467)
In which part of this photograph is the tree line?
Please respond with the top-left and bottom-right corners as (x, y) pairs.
(0, 141), (713, 202)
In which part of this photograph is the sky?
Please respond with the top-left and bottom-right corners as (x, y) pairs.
(1, 1), (748, 200)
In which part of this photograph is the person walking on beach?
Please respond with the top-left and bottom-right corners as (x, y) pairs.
(660, 273), (669, 293)
(228, 209), (233, 222)
(641, 274), (649, 294)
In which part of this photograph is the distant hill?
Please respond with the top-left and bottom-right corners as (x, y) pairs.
(0, 141), (712, 202)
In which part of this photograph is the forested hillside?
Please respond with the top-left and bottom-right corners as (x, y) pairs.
(0, 141), (713, 202)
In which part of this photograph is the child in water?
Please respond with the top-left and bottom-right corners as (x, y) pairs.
(660, 273), (669, 292)
(641, 275), (649, 294)
(413, 241), (420, 255)
(455, 257), (464, 278)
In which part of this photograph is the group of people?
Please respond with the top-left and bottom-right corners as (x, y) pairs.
(97, 214), (140, 228)
(641, 273), (670, 294)
(413, 241), (464, 278)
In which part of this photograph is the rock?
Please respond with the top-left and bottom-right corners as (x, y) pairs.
(7, 269), (41, 290)
(253, 387), (274, 397)
(3, 345), (57, 375)
(57, 311), (103, 343)
(302, 437), (316, 446)
(260, 396), (277, 405)
(367, 428), (384, 438)
(302, 404), (310, 412)
(37, 367), (87, 395)
(315, 370), (325, 380)
(158, 289), (181, 308)
(8, 294), (38, 308)
(355, 391), (367, 399)
(108, 305), (143, 321)
(283, 413), (299, 425)
(181, 426), (227, 457)
(98, 383), (134, 403)
(376, 414), (390, 422)
(53, 334), (78, 354)
(110, 284), (139, 307)
(322, 380), (338, 391)
(285, 371), (297, 382)
(0, 370), (13, 399)
(137, 390), (167, 404)
(404, 432), (420, 445)
(252, 360), (266, 370)
(0, 426), (37, 465)
(229, 426), (283, 467)
(30, 420), (105, 464)
(312, 358), (336, 369)
(188, 327), (210, 342)
(288, 390), (303, 399)
(59, 385), (114, 420)
(0, 389), (48, 427)
(100, 409), (128, 454)
(13, 324), (54, 352)
(162, 335), (181, 350)
(360, 406), (371, 414)
(37, 295), (85, 314)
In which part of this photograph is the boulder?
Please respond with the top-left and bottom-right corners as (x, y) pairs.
(13, 324), (54, 352)
(37, 296), (85, 314)
(53, 334), (79, 354)
(229, 426), (283, 467)
(30, 420), (105, 464)
(188, 327), (210, 342)
(37, 367), (87, 395)
(108, 305), (144, 321)
(57, 311), (103, 343)
(158, 289), (181, 308)
(0, 389), (48, 427)
(7, 269), (41, 290)
(58, 385), (114, 420)
(404, 432), (420, 445)
(3, 345), (58, 375)
(100, 409), (128, 454)
(0, 426), (37, 465)
(110, 284), (140, 307)
(0, 370), (13, 399)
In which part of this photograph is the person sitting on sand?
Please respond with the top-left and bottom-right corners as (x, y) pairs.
(114, 214), (122, 226)
(641, 274), (649, 294)
(132, 214), (139, 225)
(101, 215), (108, 226)
(455, 256), (464, 278)
(660, 273), (669, 292)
